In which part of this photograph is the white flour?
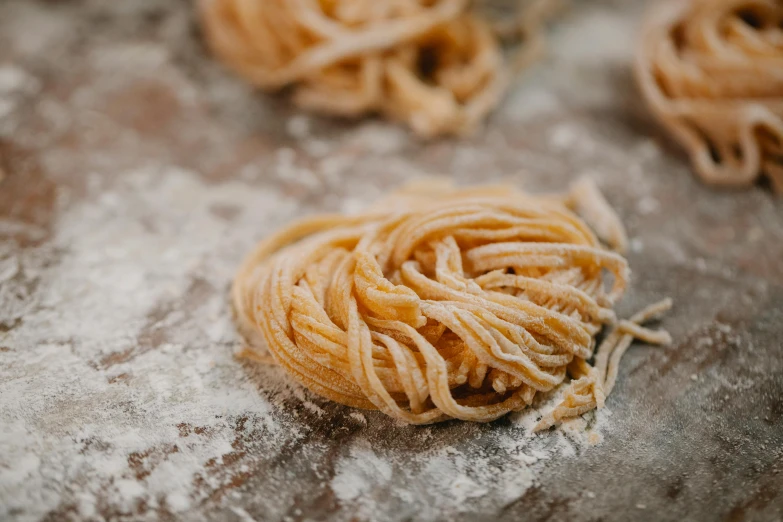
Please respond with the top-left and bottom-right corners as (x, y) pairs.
(0, 167), (299, 519)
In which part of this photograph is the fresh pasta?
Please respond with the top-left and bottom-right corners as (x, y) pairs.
(233, 179), (671, 430)
(199, 0), (557, 137)
(635, 0), (783, 193)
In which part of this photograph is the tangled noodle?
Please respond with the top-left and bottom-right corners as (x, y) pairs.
(233, 178), (671, 430)
(199, 0), (557, 137)
(636, 0), (783, 193)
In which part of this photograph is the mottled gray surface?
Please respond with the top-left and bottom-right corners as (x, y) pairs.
(1, 1), (782, 521)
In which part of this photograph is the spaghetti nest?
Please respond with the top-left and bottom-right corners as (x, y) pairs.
(636, 0), (783, 193)
(199, 0), (554, 138)
(233, 179), (671, 430)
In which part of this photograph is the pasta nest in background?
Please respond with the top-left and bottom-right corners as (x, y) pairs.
(199, 0), (553, 137)
(636, 0), (783, 193)
(233, 179), (671, 430)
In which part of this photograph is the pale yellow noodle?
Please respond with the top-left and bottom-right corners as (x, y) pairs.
(233, 179), (671, 429)
(635, 0), (783, 193)
(199, 0), (557, 137)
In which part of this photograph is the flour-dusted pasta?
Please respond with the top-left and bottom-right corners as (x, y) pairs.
(199, 0), (558, 137)
(636, 0), (783, 193)
(232, 179), (671, 429)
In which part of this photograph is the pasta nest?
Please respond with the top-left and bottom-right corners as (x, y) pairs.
(636, 0), (783, 193)
(233, 179), (671, 430)
(199, 0), (552, 137)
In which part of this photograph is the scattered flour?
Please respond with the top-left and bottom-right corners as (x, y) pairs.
(286, 115), (311, 139)
(0, 65), (40, 134)
(349, 412), (368, 424)
(0, 167), (303, 520)
(274, 147), (322, 189)
(331, 441), (394, 503)
(343, 122), (408, 155)
(230, 506), (259, 522)
(0, 65), (39, 95)
(637, 196), (661, 215)
(326, 380), (614, 521)
(553, 10), (636, 63)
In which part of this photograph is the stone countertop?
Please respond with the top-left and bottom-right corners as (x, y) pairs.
(1, 1), (782, 521)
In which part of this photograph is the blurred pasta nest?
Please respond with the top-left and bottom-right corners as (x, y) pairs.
(232, 179), (672, 429)
(636, 0), (783, 193)
(199, 0), (553, 137)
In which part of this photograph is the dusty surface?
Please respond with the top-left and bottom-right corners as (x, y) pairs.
(1, 1), (782, 521)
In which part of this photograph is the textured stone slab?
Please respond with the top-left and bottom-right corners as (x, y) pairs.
(1, 1), (781, 521)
